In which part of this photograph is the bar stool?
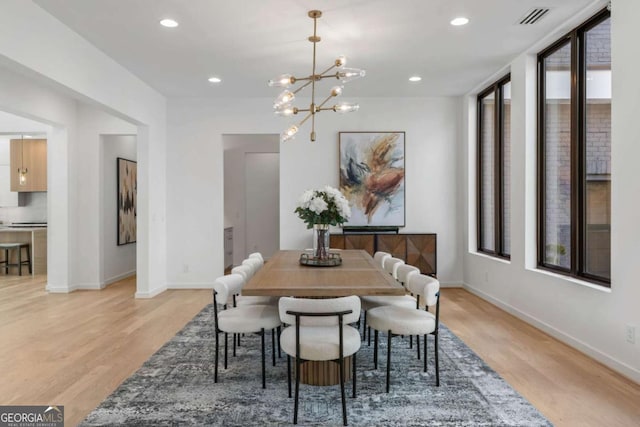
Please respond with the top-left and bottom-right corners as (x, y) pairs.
(0, 243), (32, 275)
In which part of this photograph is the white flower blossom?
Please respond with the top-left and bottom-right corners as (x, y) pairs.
(309, 197), (328, 214)
(298, 189), (314, 208)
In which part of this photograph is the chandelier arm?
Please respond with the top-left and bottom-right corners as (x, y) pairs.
(298, 111), (313, 126)
(317, 73), (341, 81)
(315, 94), (334, 110)
(292, 80), (313, 95)
(318, 64), (337, 77)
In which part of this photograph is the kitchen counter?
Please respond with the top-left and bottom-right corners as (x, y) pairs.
(0, 227), (47, 275)
(0, 227), (48, 232)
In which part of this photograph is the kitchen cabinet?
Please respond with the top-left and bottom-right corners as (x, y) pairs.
(224, 227), (233, 269)
(10, 138), (47, 192)
(0, 140), (19, 207)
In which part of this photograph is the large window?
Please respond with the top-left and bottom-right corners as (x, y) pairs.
(477, 75), (511, 258)
(538, 9), (611, 286)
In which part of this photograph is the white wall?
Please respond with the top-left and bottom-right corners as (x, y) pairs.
(168, 97), (462, 288)
(102, 135), (137, 285)
(223, 134), (279, 266)
(0, 1), (167, 297)
(462, 0), (640, 383)
(245, 152), (280, 260)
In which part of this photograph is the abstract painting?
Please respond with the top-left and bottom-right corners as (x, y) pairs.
(117, 157), (137, 245)
(339, 132), (405, 227)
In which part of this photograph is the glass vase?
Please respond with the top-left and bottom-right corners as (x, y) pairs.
(313, 224), (330, 260)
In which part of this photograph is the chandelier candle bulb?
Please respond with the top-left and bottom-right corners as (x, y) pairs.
(268, 74), (294, 88)
(337, 68), (366, 83)
(274, 90), (295, 109)
(282, 125), (299, 142)
(269, 10), (364, 142)
(334, 102), (359, 113)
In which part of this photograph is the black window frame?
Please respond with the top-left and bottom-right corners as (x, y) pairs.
(537, 8), (611, 287)
(477, 74), (511, 259)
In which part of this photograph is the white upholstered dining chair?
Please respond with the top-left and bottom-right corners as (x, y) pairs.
(366, 273), (441, 392)
(279, 296), (361, 426)
(373, 251), (391, 268)
(360, 258), (416, 344)
(212, 275), (281, 389)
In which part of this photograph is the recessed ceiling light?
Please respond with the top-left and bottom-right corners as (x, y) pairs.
(450, 17), (469, 26)
(160, 18), (179, 28)
(208, 77), (222, 83)
(23, 135), (33, 138)
(409, 76), (422, 82)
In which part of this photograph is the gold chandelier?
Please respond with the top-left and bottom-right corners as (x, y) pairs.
(269, 10), (365, 142)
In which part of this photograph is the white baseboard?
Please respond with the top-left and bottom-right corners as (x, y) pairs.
(135, 285), (167, 299)
(75, 282), (102, 290)
(166, 282), (215, 289)
(102, 270), (136, 288)
(463, 282), (640, 385)
(440, 281), (464, 288)
(47, 271), (138, 291)
(46, 283), (77, 293)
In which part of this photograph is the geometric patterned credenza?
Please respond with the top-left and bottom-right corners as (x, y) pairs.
(330, 233), (437, 277)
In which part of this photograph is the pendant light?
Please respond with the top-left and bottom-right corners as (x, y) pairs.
(19, 134), (28, 186)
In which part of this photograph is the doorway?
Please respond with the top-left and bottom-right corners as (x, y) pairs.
(223, 134), (280, 264)
(0, 111), (50, 282)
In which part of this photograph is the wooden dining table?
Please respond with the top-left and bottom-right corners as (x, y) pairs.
(242, 249), (406, 385)
(242, 249), (405, 297)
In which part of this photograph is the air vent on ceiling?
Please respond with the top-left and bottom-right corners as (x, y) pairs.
(518, 7), (550, 25)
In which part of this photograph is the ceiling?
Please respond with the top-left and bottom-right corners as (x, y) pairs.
(35, 0), (597, 98)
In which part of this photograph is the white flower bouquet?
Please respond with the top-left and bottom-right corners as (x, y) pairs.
(294, 186), (351, 228)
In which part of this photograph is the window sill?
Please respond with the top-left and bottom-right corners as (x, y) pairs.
(471, 251), (511, 265)
(526, 267), (612, 293)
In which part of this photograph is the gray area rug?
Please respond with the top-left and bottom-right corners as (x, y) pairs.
(81, 304), (552, 426)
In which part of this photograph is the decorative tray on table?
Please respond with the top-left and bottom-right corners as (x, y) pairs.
(299, 252), (342, 267)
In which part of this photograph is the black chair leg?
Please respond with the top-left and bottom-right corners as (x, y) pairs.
(410, 334), (413, 349)
(352, 352), (357, 398)
(373, 329), (378, 369)
(339, 355), (347, 426)
(261, 328), (266, 389)
(25, 246), (32, 275)
(424, 334), (428, 372)
(435, 332), (440, 386)
(417, 334), (421, 360)
(214, 331), (219, 382)
(277, 326), (282, 358)
(294, 356), (301, 424)
(287, 355), (292, 398)
(233, 333), (236, 357)
(17, 246), (22, 276)
(224, 332), (228, 369)
(271, 329), (276, 367)
(362, 311), (367, 341)
(367, 326), (371, 346)
(386, 331), (392, 393)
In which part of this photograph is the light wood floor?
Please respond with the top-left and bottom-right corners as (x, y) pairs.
(0, 276), (638, 426)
